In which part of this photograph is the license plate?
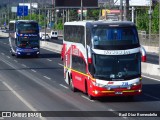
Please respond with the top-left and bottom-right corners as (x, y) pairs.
(24, 49), (32, 52)
(115, 92), (123, 95)
(27, 53), (31, 55)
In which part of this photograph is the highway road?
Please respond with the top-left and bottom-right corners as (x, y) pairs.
(0, 37), (160, 120)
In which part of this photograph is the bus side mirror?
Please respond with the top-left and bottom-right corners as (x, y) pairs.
(93, 36), (99, 42)
(93, 36), (99, 45)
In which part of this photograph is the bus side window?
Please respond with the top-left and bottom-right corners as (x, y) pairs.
(86, 28), (91, 46)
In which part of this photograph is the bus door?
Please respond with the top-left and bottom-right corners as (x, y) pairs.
(71, 45), (87, 92)
(64, 44), (71, 84)
(9, 33), (17, 52)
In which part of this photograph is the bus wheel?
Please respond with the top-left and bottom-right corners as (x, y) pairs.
(16, 54), (19, 58)
(69, 75), (76, 92)
(10, 49), (14, 56)
(11, 52), (14, 56)
(85, 80), (94, 100)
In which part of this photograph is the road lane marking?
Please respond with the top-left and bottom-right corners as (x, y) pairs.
(3, 81), (37, 111)
(59, 84), (69, 89)
(58, 63), (63, 67)
(144, 93), (160, 100)
(41, 47), (60, 53)
(31, 69), (37, 73)
(7, 56), (10, 59)
(142, 75), (160, 82)
(2, 81), (46, 120)
(47, 59), (52, 62)
(14, 60), (18, 63)
(1, 53), (4, 55)
(81, 95), (94, 102)
(43, 76), (51, 80)
(22, 64), (27, 67)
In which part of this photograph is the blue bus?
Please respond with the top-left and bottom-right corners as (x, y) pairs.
(9, 20), (40, 57)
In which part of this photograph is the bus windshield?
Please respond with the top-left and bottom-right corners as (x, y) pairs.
(17, 22), (39, 34)
(92, 26), (139, 49)
(17, 36), (39, 48)
(92, 53), (141, 81)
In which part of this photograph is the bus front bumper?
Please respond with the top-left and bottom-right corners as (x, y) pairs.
(89, 84), (142, 97)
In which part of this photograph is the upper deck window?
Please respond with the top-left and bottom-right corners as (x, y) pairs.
(92, 26), (139, 50)
(16, 22), (39, 34)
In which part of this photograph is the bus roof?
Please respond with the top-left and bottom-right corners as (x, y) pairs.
(9, 20), (38, 23)
(64, 20), (136, 27)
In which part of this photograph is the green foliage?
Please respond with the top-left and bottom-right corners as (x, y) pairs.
(136, 3), (159, 34)
(24, 14), (44, 26)
(54, 22), (63, 30)
(87, 8), (100, 20)
(152, 4), (159, 33)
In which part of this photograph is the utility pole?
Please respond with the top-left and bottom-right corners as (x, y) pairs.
(8, 0), (10, 25)
(80, 0), (83, 21)
(159, 0), (160, 68)
(120, 0), (123, 21)
(30, 0), (32, 20)
(44, 1), (47, 41)
(149, 0), (152, 45)
(125, 0), (129, 21)
(23, 0), (24, 19)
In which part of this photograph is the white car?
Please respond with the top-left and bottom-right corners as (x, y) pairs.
(41, 34), (50, 41)
(50, 31), (58, 39)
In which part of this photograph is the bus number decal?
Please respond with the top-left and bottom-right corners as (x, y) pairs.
(122, 82), (128, 86)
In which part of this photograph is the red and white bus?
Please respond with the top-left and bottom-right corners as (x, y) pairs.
(61, 20), (142, 100)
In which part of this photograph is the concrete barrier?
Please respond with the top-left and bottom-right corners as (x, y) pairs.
(0, 32), (9, 37)
(0, 31), (160, 77)
(143, 46), (159, 54)
(40, 41), (62, 53)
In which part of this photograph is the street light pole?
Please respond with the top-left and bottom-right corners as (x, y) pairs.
(23, 0), (24, 19)
(120, 0), (123, 21)
(80, 0), (83, 21)
(149, 0), (152, 45)
(30, 0), (31, 20)
(159, 0), (160, 68)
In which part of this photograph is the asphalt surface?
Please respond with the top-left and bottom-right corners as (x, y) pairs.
(146, 53), (159, 65)
(0, 37), (160, 120)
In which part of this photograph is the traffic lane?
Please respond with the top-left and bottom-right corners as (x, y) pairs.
(1, 57), (159, 120)
(48, 37), (63, 45)
(0, 40), (122, 118)
(1, 38), (160, 118)
(0, 52), (123, 120)
(0, 61), (41, 120)
(0, 81), (31, 111)
(0, 38), (64, 84)
(141, 76), (160, 101)
(146, 53), (159, 65)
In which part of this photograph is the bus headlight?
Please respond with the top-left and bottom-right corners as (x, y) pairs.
(92, 81), (104, 87)
(133, 81), (141, 86)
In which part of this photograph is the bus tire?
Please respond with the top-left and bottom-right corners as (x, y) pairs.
(11, 51), (14, 56)
(85, 80), (94, 100)
(16, 54), (19, 58)
(69, 75), (76, 92)
(10, 49), (14, 56)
